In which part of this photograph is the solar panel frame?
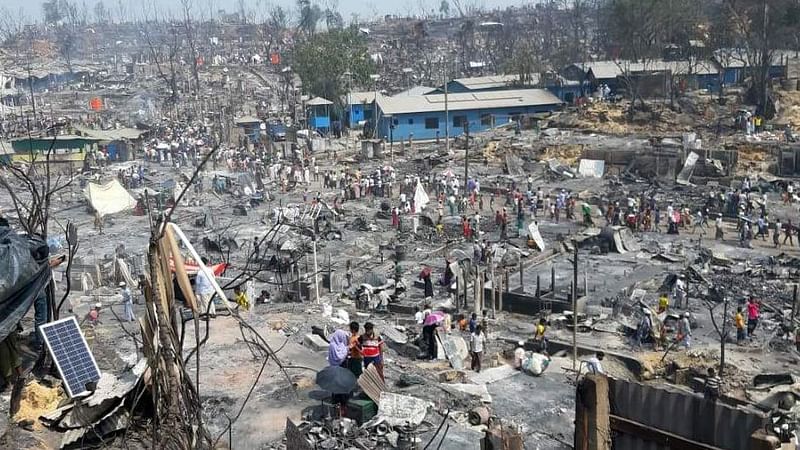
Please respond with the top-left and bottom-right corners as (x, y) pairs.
(40, 316), (101, 398)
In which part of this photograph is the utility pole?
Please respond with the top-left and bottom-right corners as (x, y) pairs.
(444, 55), (450, 154)
(719, 297), (729, 377)
(572, 241), (578, 370)
(313, 236), (320, 304)
(370, 74), (380, 139)
(27, 66), (36, 120)
(464, 120), (469, 196)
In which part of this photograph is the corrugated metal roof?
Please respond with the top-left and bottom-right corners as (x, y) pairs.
(74, 126), (147, 141)
(306, 96), (333, 106)
(453, 74), (519, 90)
(580, 59), (719, 79)
(715, 48), (794, 68)
(377, 88), (561, 115)
(608, 378), (767, 450)
(393, 85), (435, 97)
(347, 91), (375, 104)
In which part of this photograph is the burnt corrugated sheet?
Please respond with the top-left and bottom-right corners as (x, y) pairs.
(608, 378), (767, 450)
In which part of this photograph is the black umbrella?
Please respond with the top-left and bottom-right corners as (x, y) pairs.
(316, 366), (357, 395)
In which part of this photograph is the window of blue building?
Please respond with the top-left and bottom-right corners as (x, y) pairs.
(480, 114), (493, 126)
(425, 118), (439, 129)
(408, 118), (414, 125)
(453, 115), (467, 127)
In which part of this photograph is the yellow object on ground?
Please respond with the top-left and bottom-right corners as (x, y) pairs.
(13, 381), (64, 430)
(235, 292), (250, 311)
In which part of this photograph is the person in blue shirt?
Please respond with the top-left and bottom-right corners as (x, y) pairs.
(468, 313), (477, 333)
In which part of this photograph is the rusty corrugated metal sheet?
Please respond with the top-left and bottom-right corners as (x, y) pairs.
(608, 377), (767, 450)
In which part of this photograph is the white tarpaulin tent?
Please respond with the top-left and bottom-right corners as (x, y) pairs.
(578, 159), (605, 178)
(413, 181), (430, 211)
(527, 222), (545, 251)
(83, 179), (137, 217)
(676, 152), (700, 185)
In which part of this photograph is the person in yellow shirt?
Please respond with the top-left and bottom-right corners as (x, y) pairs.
(534, 318), (548, 354)
(735, 307), (746, 344)
(233, 286), (250, 311)
(657, 295), (669, 314)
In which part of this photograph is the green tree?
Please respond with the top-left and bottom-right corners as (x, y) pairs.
(291, 27), (374, 110)
(439, 0), (450, 17)
(714, 0), (800, 116)
(297, 0), (322, 35)
(325, 8), (344, 30)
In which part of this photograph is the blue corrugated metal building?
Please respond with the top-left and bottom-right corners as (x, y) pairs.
(345, 92), (376, 127)
(714, 49), (789, 85)
(306, 97), (333, 133)
(375, 89), (563, 141)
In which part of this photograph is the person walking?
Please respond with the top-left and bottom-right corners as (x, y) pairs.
(704, 367), (721, 402)
(534, 318), (548, 354)
(735, 307), (746, 345)
(783, 220), (795, 246)
(747, 297), (760, 337)
(677, 312), (692, 349)
(120, 282), (135, 322)
(470, 325), (486, 373)
(195, 257), (217, 316)
(468, 312), (477, 333)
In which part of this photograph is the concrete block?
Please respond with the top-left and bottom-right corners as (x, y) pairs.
(304, 334), (328, 352)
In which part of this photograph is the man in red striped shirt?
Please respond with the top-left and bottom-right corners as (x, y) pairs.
(359, 322), (385, 381)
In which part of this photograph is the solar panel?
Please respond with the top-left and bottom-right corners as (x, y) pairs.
(40, 317), (101, 398)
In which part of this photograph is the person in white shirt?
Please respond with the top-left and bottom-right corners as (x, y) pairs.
(469, 325), (486, 373)
(513, 341), (526, 369)
(195, 257), (217, 316)
(585, 351), (605, 374)
(414, 307), (424, 324)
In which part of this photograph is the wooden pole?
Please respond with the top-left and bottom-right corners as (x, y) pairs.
(572, 242), (579, 370)
(491, 259), (496, 319)
(499, 270), (505, 311)
(519, 261), (524, 293)
(474, 268), (481, 313)
(313, 238), (320, 304)
(792, 285), (798, 321)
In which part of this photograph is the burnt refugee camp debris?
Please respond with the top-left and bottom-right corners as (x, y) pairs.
(5, 0), (800, 449)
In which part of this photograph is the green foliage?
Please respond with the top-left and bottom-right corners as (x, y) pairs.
(297, 0), (323, 35)
(291, 27), (374, 108)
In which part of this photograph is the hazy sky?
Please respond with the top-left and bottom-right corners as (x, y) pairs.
(4, 0), (524, 23)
